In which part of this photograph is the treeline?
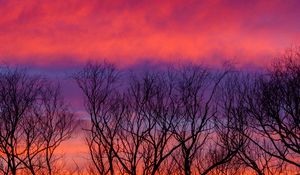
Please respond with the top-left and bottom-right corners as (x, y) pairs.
(1, 51), (300, 175)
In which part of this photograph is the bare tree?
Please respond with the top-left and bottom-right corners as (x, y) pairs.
(36, 83), (76, 175)
(168, 65), (243, 175)
(218, 73), (270, 175)
(244, 51), (300, 172)
(219, 70), (291, 174)
(170, 66), (213, 175)
(74, 62), (124, 175)
(75, 63), (252, 175)
(127, 70), (182, 175)
(75, 63), (185, 175)
(75, 59), (300, 174)
(0, 68), (42, 175)
(0, 67), (76, 175)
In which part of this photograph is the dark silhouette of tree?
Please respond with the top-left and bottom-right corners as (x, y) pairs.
(75, 63), (254, 175)
(0, 68), (42, 175)
(217, 72), (287, 175)
(35, 82), (76, 175)
(74, 62), (123, 175)
(75, 64), (183, 175)
(127, 70), (181, 175)
(168, 65), (243, 175)
(243, 51), (300, 172)
(74, 52), (300, 174)
(0, 67), (76, 175)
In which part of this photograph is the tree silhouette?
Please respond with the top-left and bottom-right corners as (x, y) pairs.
(245, 52), (300, 171)
(0, 67), (76, 175)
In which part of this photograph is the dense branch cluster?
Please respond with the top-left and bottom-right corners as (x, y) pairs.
(1, 51), (300, 175)
(74, 52), (300, 175)
(0, 68), (76, 175)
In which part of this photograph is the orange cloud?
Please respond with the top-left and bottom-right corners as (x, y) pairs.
(0, 0), (299, 67)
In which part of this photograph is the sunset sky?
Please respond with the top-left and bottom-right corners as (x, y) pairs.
(1, 0), (300, 68)
(1, 0), (300, 172)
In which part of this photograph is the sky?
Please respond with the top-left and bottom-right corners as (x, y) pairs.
(1, 0), (300, 171)
(0, 0), (300, 68)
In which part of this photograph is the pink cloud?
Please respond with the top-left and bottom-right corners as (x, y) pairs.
(0, 0), (299, 67)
